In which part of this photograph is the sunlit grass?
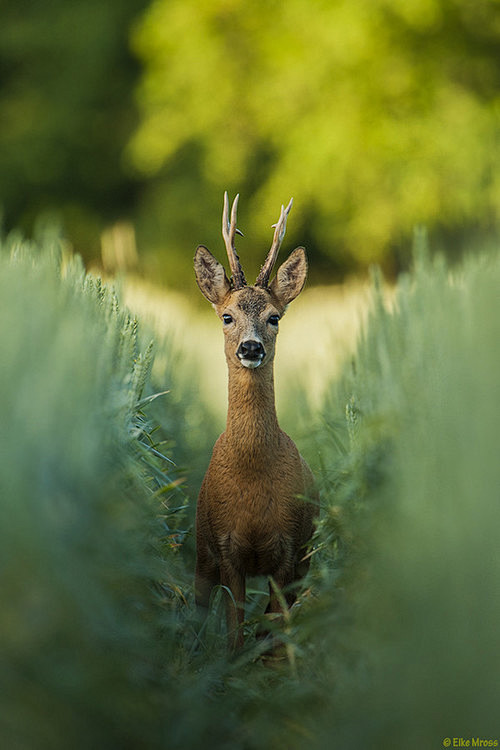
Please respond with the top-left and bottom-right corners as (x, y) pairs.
(123, 276), (372, 426)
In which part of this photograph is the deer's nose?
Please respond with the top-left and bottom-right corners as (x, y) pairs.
(237, 340), (265, 361)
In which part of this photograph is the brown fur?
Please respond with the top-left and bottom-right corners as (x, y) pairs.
(194, 239), (318, 651)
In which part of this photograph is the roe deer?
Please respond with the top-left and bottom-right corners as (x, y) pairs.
(194, 192), (318, 651)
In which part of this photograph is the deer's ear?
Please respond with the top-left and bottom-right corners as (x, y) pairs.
(270, 247), (307, 306)
(194, 245), (231, 304)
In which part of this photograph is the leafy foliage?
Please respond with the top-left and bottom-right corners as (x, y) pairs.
(2, 0), (500, 280)
(0, 0), (146, 256)
(129, 0), (500, 278)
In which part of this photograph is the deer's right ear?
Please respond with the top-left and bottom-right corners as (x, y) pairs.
(194, 245), (231, 305)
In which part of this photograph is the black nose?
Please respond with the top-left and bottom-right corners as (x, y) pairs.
(237, 340), (264, 360)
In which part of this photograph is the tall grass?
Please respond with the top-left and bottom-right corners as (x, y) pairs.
(307, 244), (500, 748)
(1, 229), (499, 749)
(0, 232), (187, 749)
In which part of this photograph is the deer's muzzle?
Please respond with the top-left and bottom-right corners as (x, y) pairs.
(237, 339), (265, 369)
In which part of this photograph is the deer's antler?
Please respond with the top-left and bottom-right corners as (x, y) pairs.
(222, 192), (246, 289)
(255, 198), (293, 288)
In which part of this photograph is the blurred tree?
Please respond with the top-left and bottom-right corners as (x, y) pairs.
(128, 0), (500, 281)
(0, 0), (147, 260)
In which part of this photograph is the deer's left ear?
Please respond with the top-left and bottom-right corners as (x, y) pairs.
(270, 247), (308, 306)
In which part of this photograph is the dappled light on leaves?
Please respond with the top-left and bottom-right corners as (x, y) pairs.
(128, 0), (500, 273)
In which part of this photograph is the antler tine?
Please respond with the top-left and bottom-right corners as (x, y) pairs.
(255, 197), (293, 288)
(222, 191), (246, 289)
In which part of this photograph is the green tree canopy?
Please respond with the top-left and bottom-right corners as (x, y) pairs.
(0, 0), (146, 257)
(129, 0), (500, 279)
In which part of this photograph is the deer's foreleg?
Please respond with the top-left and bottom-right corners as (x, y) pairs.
(266, 566), (297, 615)
(255, 567), (296, 655)
(195, 550), (219, 609)
(220, 562), (245, 651)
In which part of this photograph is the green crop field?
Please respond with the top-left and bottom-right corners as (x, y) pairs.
(1, 229), (499, 749)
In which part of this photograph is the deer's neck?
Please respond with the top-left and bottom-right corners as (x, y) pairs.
(225, 363), (280, 459)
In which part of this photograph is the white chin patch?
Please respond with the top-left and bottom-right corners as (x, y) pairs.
(240, 358), (263, 369)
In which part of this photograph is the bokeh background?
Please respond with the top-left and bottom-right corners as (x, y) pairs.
(2, 0), (500, 286)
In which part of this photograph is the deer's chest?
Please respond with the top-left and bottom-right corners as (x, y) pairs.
(206, 473), (302, 574)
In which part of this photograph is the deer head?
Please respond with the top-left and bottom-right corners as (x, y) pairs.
(194, 193), (307, 370)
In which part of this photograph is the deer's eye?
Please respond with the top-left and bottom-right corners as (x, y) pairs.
(222, 314), (233, 325)
(268, 315), (280, 326)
